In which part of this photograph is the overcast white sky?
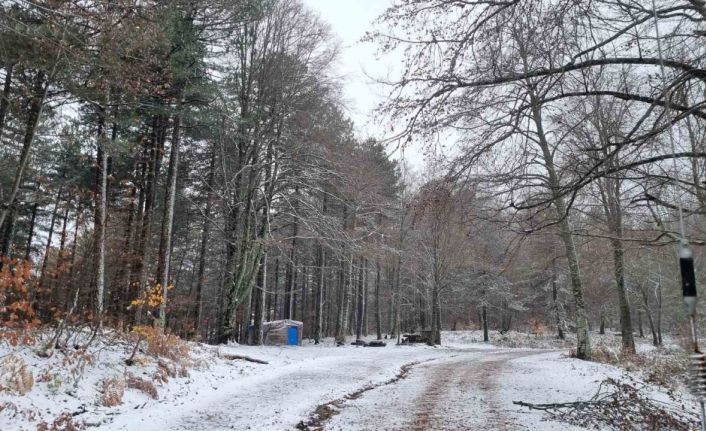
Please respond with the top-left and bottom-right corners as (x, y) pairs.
(301, 0), (425, 169)
(301, 0), (390, 130)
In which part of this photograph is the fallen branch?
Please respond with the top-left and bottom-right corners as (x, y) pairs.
(220, 353), (268, 364)
(513, 377), (698, 431)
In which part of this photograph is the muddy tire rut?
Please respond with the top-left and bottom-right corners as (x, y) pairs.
(411, 351), (535, 430)
(321, 349), (543, 431)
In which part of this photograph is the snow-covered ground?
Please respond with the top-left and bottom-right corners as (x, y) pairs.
(0, 330), (699, 430)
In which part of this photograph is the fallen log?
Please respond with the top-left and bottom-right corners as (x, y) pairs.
(366, 341), (387, 347)
(220, 353), (269, 364)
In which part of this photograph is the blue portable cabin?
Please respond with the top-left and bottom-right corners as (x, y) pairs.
(261, 319), (303, 346)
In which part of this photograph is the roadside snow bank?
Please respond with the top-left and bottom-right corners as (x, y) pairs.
(0, 332), (448, 430)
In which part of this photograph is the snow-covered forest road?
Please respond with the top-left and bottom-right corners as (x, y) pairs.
(326, 349), (544, 431)
(102, 343), (610, 431)
(3, 331), (698, 430)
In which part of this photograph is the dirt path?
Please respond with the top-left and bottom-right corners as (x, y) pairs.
(411, 350), (536, 430)
(326, 349), (543, 431)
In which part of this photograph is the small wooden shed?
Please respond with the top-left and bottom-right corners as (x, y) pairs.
(262, 319), (303, 346)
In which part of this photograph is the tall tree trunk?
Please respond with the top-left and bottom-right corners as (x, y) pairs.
(156, 112), (181, 330)
(375, 260), (382, 340)
(94, 107), (108, 328)
(39, 187), (63, 289)
(24, 198), (39, 262)
(643, 300), (659, 347)
(66, 204), (81, 282)
(551, 263), (565, 340)
(363, 263), (369, 337)
(429, 291), (438, 344)
(324, 266), (332, 337)
(595, 118), (635, 354)
(482, 305), (489, 342)
(599, 311), (606, 335)
(0, 72), (47, 229)
(272, 258), (279, 320)
(0, 64), (13, 138)
(391, 259), (401, 338)
(127, 151), (147, 311)
(610, 236), (635, 352)
(314, 242), (325, 344)
(529, 90), (591, 360)
(135, 115), (166, 323)
(655, 279), (663, 346)
(418, 287), (426, 330)
(284, 219), (299, 320)
(253, 253), (266, 345)
(356, 259), (366, 342)
(51, 201), (70, 302)
(300, 266), (308, 332)
(0, 201), (16, 259)
(194, 145), (216, 336)
(432, 285), (441, 344)
(114, 157), (138, 322)
(345, 256), (355, 336)
(335, 256), (348, 343)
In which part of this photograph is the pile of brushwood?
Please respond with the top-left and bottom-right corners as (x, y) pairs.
(513, 376), (698, 430)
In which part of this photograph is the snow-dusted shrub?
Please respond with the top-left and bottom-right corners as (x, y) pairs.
(0, 258), (39, 347)
(131, 325), (191, 364)
(0, 354), (33, 395)
(154, 359), (188, 384)
(36, 412), (86, 431)
(99, 377), (125, 407)
(38, 369), (63, 395)
(126, 374), (158, 400)
(590, 344), (620, 364)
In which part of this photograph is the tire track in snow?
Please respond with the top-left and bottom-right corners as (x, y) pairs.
(411, 350), (537, 430)
(325, 349), (544, 431)
(297, 357), (442, 431)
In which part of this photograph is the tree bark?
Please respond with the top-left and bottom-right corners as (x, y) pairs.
(39, 187), (63, 289)
(24, 199), (39, 262)
(51, 201), (70, 302)
(194, 144), (216, 336)
(335, 256), (348, 343)
(0, 72), (47, 230)
(156, 112), (181, 330)
(356, 259), (366, 342)
(135, 116), (167, 322)
(253, 254), (266, 345)
(431, 284), (441, 344)
(599, 313), (606, 335)
(0, 201), (16, 259)
(529, 90), (591, 360)
(272, 258), (279, 320)
(594, 110), (635, 353)
(0, 64), (13, 138)
(94, 108), (108, 328)
(375, 260), (382, 340)
(551, 261), (565, 340)
(284, 218), (299, 320)
(301, 266), (308, 333)
(314, 242), (325, 344)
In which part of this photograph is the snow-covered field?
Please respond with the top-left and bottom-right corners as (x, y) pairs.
(0, 330), (699, 430)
